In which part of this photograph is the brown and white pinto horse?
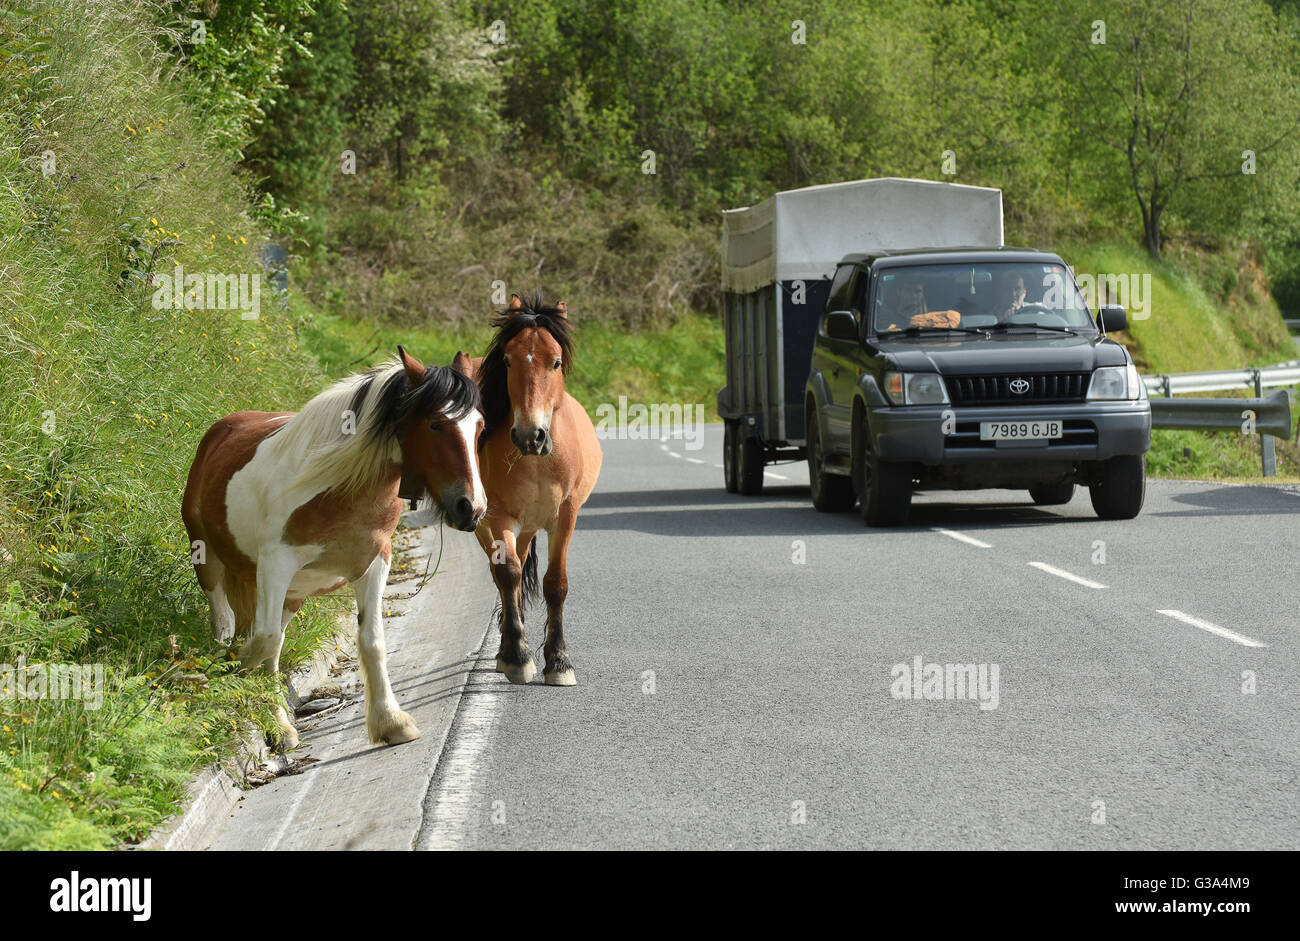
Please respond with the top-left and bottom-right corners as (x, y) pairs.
(182, 349), (485, 747)
(454, 293), (602, 686)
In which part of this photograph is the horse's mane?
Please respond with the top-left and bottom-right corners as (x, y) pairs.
(477, 292), (574, 440)
(274, 358), (481, 496)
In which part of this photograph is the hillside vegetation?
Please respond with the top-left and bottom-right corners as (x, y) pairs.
(0, 0), (347, 848)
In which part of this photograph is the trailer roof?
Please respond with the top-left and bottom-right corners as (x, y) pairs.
(721, 178), (1004, 293)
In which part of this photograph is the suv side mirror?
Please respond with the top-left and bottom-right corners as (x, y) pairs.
(1097, 305), (1127, 333)
(824, 309), (859, 341)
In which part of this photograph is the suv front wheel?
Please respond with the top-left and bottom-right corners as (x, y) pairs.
(807, 410), (855, 512)
(1089, 454), (1145, 520)
(853, 410), (912, 527)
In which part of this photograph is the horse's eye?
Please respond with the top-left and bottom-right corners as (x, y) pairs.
(428, 421), (444, 432)
(553, 360), (562, 371)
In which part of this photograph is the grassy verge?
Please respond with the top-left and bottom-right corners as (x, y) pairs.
(1063, 242), (1299, 479)
(0, 0), (349, 848)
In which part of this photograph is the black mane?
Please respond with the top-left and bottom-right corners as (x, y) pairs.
(477, 292), (574, 439)
(353, 359), (482, 445)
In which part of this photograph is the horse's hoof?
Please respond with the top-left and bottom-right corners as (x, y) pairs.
(496, 656), (536, 684)
(273, 705), (299, 751)
(544, 668), (577, 687)
(369, 707), (421, 746)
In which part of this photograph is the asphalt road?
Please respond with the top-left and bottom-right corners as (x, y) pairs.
(210, 424), (1300, 850)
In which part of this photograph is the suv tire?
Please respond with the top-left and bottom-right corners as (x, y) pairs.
(853, 410), (911, 526)
(807, 411), (855, 512)
(1028, 481), (1075, 506)
(1089, 454), (1145, 520)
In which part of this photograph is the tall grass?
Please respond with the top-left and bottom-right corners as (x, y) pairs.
(0, 0), (347, 847)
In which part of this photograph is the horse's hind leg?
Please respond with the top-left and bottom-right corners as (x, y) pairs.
(480, 527), (535, 684)
(354, 552), (420, 745)
(200, 554), (236, 645)
(542, 503), (578, 686)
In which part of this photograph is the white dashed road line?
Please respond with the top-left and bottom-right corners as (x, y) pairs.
(1157, 609), (1268, 648)
(933, 528), (992, 549)
(1027, 561), (1107, 590)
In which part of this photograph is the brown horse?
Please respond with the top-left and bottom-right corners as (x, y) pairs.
(182, 349), (485, 747)
(454, 293), (602, 685)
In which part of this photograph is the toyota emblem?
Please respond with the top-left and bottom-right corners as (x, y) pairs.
(1009, 378), (1031, 395)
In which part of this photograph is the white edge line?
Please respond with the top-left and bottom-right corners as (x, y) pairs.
(1157, 609), (1268, 648)
(765, 471), (789, 480)
(933, 528), (992, 549)
(1027, 561), (1107, 590)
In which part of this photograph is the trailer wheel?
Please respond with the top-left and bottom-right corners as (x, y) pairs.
(807, 413), (855, 512)
(723, 421), (739, 493)
(1089, 454), (1145, 520)
(854, 411), (911, 527)
(737, 430), (765, 496)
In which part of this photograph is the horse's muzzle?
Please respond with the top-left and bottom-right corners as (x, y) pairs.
(445, 494), (486, 532)
(511, 424), (553, 456)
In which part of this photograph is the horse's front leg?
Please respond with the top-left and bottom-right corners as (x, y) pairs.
(240, 545), (302, 747)
(542, 502), (577, 686)
(354, 551), (421, 745)
(479, 525), (534, 684)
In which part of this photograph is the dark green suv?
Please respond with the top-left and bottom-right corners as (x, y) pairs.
(803, 248), (1151, 525)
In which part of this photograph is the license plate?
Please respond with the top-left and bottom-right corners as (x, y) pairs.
(979, 420), (1062, 441)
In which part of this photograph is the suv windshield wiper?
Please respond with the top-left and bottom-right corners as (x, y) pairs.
(984, 322), (1078, 335)
(881, 326), (992, 337)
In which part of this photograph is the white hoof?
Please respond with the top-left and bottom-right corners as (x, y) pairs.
(368, 706), (421, 746)
(496, 656), (536, 685)
(273, 705), (299, 752)
(544, 669), (577, 687)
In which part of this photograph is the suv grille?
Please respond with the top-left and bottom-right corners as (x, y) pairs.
(947, 372), (1089, 405)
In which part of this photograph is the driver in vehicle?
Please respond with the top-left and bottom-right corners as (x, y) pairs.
(879, 275), (961, 332)
(994, 272), (1027, 322)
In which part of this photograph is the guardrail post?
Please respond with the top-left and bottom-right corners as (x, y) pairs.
(1253, 370), (1277, 477)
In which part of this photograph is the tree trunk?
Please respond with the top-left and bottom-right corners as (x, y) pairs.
(1144, 204), (1162, 259)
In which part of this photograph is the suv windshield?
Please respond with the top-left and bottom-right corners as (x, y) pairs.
(872, 262), (1097, 335)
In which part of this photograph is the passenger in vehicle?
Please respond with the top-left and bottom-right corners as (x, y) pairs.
(879, 275), (961, 331)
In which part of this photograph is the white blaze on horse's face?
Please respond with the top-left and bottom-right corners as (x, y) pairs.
(506, 327), (565, 456)
(404, 404), (486, 532)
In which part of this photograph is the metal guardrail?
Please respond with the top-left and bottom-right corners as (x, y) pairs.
(1149, 390), (1292, 437)
(1141, 365), (1300, 396)
(1141, 367), (1296, 476)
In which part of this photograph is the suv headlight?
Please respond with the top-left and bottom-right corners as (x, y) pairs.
(1087, 363), (1140, 400)
(885, 371), (950, 405)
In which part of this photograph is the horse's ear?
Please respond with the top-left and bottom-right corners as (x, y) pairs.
(397, 345), (426, 386)
(555, 301), (568, 319)
(451, 350), (473, 377)
(507, 293), (524, 315)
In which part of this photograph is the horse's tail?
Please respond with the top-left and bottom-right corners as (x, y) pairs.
(521, 535), (541, 610)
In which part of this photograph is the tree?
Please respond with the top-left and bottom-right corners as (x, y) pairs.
(1068, 0), (1300, 258)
